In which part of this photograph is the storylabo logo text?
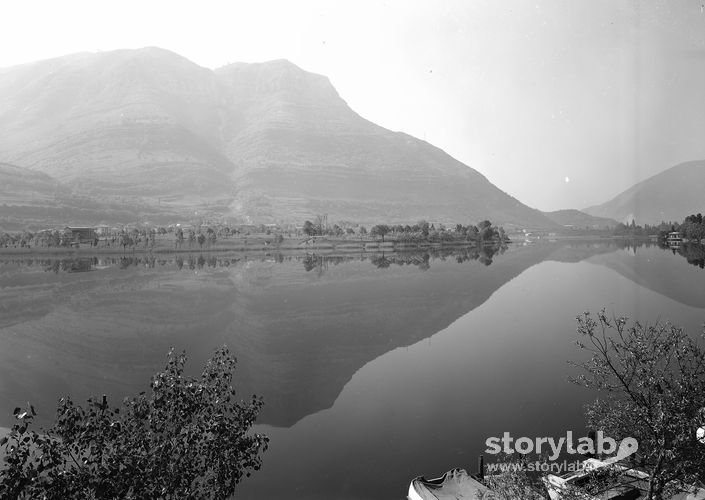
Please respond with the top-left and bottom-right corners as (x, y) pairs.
(485, 431), (638, 462)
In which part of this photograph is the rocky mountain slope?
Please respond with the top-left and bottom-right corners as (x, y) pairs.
(0, 48), (558, 229)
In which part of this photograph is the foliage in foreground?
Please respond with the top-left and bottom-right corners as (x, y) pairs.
(475, 456), (625, 500)
(475, 456), (548, 499)
(0, 347), (268, 499)
(572, 311), (705, 499)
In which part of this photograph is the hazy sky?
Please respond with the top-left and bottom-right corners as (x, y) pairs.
(2, 0), (705, 211)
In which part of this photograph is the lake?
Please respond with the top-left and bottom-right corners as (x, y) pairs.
(0, 241), (704, 499)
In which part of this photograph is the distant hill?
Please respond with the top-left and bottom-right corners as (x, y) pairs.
(583, 161), (705, 224)
(0, 163), (60, 204)
(542, 209), (618, 230)
(0, 48), (558, 229)
(0, 162), (171, 231)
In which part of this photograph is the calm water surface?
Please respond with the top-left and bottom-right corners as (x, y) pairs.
(0, 242), (703, 499)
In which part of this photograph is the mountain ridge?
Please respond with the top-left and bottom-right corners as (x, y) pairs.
(0, 48), (559, 228)
(583, 160), (705, 224)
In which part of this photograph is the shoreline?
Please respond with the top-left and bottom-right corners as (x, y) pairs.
(0, 234), (658, 258)
(0, 238), (496, 257)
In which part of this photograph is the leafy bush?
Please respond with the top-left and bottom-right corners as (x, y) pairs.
(0, 347), (268, 499)
(572, 311), (705, 498)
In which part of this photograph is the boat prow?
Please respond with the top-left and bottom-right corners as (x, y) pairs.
(408, 468), (490, 500)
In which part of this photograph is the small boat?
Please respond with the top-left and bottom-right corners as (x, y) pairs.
(408, 468), (490, 500)
(543, 458), (705, 500)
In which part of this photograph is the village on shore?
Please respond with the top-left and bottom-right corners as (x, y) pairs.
(0, 218), (513, 254)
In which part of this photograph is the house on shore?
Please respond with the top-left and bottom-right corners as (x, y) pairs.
(666, 231), (682, 247)
(94, 225), (112, 237)
(65, 227), (96, 243)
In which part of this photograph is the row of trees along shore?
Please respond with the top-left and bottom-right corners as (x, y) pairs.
(302, 219), (508, 243)
(0, 226), (227, 250)
(0, 219), (508, 250)
(1, 211), (703, 250)
(679, 213), (705, 242)
(613, 213), (705, 242)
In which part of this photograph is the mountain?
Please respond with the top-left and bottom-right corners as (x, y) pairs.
(583, 161), (705, 224)
(0, 48), (558, 229)
(542, 209), (618, 229)
(0, 49), (232, 201)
